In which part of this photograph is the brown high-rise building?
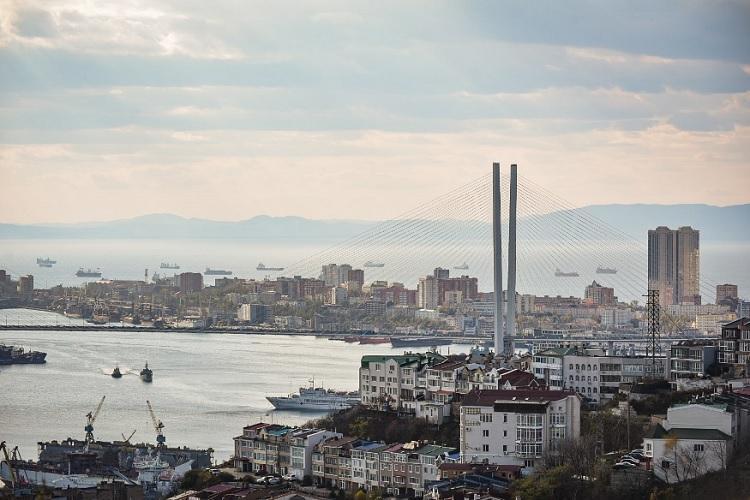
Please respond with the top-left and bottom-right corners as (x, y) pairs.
(584, 280), (616, 306)
(347, 268), (365, 286)
(716, 284), (738, 305)
(178, 272), (203, 293)
(648, 226), (700, 306)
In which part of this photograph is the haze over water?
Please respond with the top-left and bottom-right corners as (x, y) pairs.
(1, 239), (747, 302)
(0, 309), (447, 463)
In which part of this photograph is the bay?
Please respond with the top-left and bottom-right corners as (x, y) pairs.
(0, 309), (446, 463)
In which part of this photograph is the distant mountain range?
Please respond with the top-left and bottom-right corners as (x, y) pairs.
(0, 204), (747, 243)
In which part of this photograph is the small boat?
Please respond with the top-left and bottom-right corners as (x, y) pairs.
(140, 363), (153, 383)
(111, 366), (122, 378)
(554, 268), (579, 277)
(596, 266), (617, 274)
(257, 263), (284, 271)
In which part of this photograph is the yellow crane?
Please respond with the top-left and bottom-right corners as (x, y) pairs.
(146, 400), (166, 449)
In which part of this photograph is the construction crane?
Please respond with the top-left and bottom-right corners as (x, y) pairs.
(85, 396), (106, 445)
(0, 441), (17, 488)
(121, 430), (136, 444)
(146, 400), (166, 449)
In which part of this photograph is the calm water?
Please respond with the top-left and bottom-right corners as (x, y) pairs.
(0, 238), (748, 302)
(0, 309), (449, 463)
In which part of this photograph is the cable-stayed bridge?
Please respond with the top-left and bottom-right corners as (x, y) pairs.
(281, 167), (718, 306)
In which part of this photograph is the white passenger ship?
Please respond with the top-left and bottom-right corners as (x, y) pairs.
(266, 382), (360, 412)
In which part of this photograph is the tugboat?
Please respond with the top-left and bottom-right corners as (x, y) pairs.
(111, 366), (122, 378)
(140, 363), (153, 383)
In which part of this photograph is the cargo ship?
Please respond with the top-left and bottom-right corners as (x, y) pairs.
(257, 263), (284, 271)
(596, 266), (617, 274)
(363, 261), (385, 268)
(554, 268), (579, 277)
(37, 257), (56, 267)
(266, 384), (360, 412)
(76, 268), (102, 278)
(453, 262), (469, 270)
(160, 262), (180, 269)
(390, 337), (452, 348)
(358, 336), (391, 344)
(204, 268), (232, 276)
(0, 344), (47, 365)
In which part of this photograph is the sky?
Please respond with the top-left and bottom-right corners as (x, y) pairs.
(0, 0), (749, 224)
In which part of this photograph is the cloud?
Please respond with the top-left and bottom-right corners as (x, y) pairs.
(0, 1), (748, 223)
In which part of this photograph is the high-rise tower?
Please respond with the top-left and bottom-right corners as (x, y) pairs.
(648, 226), (700, 306)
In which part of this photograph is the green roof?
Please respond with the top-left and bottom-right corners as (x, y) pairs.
(646, 423), (731, 441)
(360, 352), (445, 368)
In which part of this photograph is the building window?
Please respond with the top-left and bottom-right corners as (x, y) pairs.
(503, 445), (507, 453)
(482, 429), (490, 437)
(503, 430), (507, 437)
(694, 444), (704, 452)
(503, 414), (508, 423)
(482, 445), (489, 452)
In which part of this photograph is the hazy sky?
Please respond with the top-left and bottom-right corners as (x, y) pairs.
(1, 1), (749, 223)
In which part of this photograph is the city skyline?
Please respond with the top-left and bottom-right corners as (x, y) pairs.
(1, 1), (750, 223)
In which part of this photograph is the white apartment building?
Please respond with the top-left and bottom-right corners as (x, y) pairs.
(644, 403), (734, 484)
(533, 348), (667, 405)
(459, 389), (581, 471)
(359, 352), (446, 411)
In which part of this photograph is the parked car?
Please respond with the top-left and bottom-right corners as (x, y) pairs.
(620, 458), (640, 466)
(266, 477), (281, 485)
(613, 462), (636, 469)
(282, 473), (298, 481)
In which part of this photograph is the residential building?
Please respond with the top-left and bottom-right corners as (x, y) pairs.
(237, 304), (273, 324)
(531, 347), (577, 390)
(347, 269), (365, 287)
(716, 284), (738, 305)
(644, 403), (734, 483)
(693, 312), (737, 335)
(418, 276), (440, 309)
(584, 280), (615, 306)
(178, 272), (203, 293)
(668, 340), (717, 381)
(17, 275), (33, 297)
(459, 389), (581, 470)
(233, 423), (341, 479)
(359, 352), (446, 412)
(718, 317), (750, 377)
(648, 226), (700, 306)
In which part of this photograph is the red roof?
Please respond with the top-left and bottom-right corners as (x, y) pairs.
(202, 484), (239, 495)
(461, 388), (576, 407)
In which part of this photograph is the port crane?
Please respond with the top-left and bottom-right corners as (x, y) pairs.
(0, 441), (17, 488)
(121, 430), (137, 444)
(85, 395), (106, 446)
(146, 400), (166, 449)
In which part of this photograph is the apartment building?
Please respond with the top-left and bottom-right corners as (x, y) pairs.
(533, 348), (667, 405)
(644, 402), (734, 484)
(459, 389), (581, 471)
(359, 352), (446, 411)
(233, 423), (341, 477)
(668, 340), (717, 381)
(718, 318), (750, 377)
(310, 437), (455, 496)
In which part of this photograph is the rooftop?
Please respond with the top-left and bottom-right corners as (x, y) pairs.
(646, 423), (731, 441)
(461, 389), (576, 407)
